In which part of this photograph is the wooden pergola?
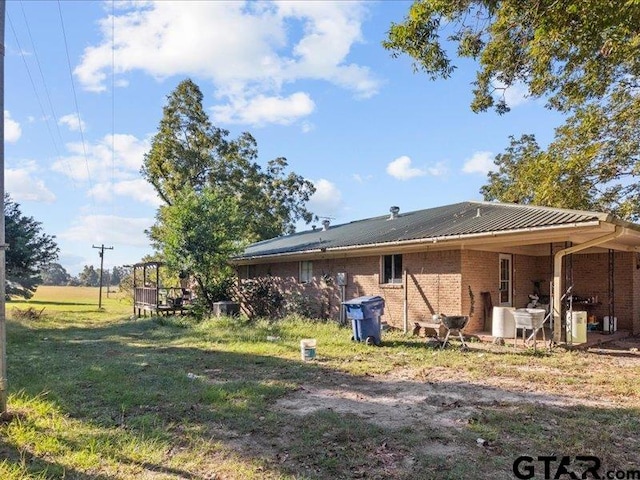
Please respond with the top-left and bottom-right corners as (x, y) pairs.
(133, 261), (191, 317)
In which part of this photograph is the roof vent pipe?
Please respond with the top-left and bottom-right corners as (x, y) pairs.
(389, 206), (400, 219)
(321, 219), (330, 231)
(476, 207), (481, 218)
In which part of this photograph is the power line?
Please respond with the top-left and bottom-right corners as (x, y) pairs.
(9, 3), (78, 189)
(57, 0), (95, 204)
(93, 244), (114, 309)
(111, 0), (116, 224)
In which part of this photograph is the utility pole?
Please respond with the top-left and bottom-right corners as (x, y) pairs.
(0, 0), (7, 415)
(93, 244), (113, 309)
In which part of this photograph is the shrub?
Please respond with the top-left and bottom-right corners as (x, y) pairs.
(238, 277), (284, 320)
(285, 291), (317, 319)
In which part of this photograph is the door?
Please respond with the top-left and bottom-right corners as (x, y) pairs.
(499, 254), (513, 306)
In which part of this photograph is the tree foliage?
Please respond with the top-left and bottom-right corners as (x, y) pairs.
(78, 265), (100, 287)
(5, 195), (59, 298)
(142, 79), (316, 242)
(149, 187), (244, 307)
(384, 1), (640, 219)
(40, 263), (71, 286)
(143, 79), (317, 312)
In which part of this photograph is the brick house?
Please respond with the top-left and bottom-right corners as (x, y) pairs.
(232, 202), (640, 339)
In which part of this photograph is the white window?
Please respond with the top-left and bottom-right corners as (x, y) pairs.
(382, 254), (403, 284)
(300, 261), (313, 283)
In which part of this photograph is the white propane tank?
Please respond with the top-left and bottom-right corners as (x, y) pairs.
(566, 311), (587, 344)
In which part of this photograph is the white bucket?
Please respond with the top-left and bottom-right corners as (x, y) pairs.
(566, 311), (587, 344)
(603, 316), (617, 333)
(300, 339), (316, 361)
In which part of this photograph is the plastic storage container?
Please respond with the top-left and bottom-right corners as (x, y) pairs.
(492, 306), (516, 338)
(343, 295), (385, 346)
(603, 316), (617, 333)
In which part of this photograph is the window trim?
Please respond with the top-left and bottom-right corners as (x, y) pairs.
(246, 264), (256, 279)
(499, 253), (512, 306)
(381, 254), (403, 284)
(299, 260), (313, 284)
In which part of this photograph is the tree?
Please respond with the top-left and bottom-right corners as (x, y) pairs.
(142, 79), (316, 242)
(148, 186), (244, 307)
(41, 262), (71, 286)
(5, 195), (59, 298)
(78, 265), (99, 287)
(110, 266), (127, 286)
(142, 79), (317, 312)
(384, 1), (640, 219)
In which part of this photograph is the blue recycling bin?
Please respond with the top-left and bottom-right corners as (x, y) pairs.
(342, 295), (385, 346)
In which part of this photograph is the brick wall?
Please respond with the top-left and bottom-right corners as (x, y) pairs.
(461, 250), (498, 332)
(237, 248), (640, 334)
(634, 255), (640, 334)
(571, 252), (637, 332)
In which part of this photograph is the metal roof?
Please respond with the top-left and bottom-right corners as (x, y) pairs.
(236, 201), (614, 260)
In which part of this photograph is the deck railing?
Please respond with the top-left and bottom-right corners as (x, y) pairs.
(134, 287), (191, 309)
(134, 287), (158, 307)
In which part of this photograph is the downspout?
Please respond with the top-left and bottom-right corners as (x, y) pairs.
(403, 269), (408, 333)
(552, 227), (623, 342)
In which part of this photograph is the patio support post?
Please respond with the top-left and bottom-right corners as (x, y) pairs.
(552, 228), (623, 343)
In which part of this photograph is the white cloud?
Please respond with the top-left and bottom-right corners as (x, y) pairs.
(462, 151), (495, 175)
(59, 214), (153, 247)
(352, 173), (372, 183)
(5, 111), (22, 142)
(212, 92), (315, 125)
(89, 179), (162, 206)
(386, 156), (427, 181)
(59, 113), (86, 132)
(52, 134), (150, 183)
(427, 162), (449, 177)
(307, 178), (342, 216)
(493, 79), (530, 108)
(6, 164), (56, 202)
(75, 1), (378, 125)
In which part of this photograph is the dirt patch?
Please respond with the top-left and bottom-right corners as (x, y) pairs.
(275, 372), (616, 433)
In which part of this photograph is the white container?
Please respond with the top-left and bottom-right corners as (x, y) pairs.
(492, 306), (516, 338)
(603, 316), (617, 333)
(566, 311), (587, 344)
(300, 339), (317, 361)
(513, 308), (546, 330)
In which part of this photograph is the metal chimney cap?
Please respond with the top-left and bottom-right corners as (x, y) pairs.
(321, 219), (331, 230)
(389, 206), (400, 219)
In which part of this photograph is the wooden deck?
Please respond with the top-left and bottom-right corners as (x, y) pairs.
(132, 261), (192, 318)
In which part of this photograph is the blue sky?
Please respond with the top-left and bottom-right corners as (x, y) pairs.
(5, 1), (564, 275)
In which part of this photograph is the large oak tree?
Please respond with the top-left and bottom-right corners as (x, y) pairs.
(384, 0), (640, 219)
(142, 79), (316, 306)
(142, 79), (316, 242)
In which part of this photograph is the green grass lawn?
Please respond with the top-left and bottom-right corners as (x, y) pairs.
(1, 286), (639, 479)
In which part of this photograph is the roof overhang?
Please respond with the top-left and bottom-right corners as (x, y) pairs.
(232, 220), (640, 265)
